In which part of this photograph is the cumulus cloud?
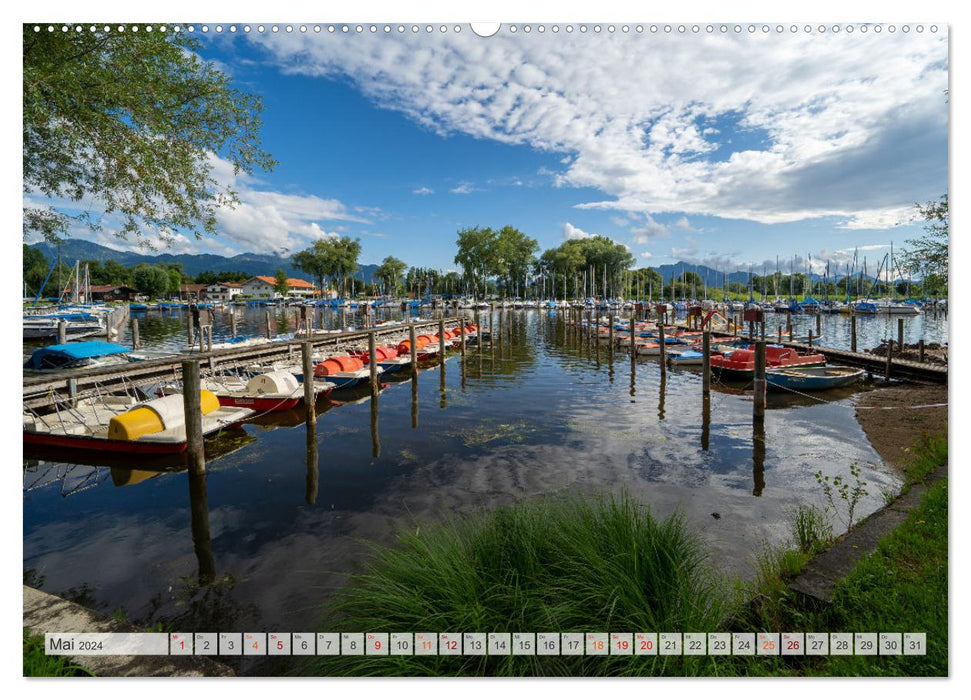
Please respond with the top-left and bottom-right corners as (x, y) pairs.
(640, 251), (653, 260)
(449, 182), (479, 195)
(563, 222), (592, 240)
(412, 186), (434, 195)
(249, 28), (947, 229)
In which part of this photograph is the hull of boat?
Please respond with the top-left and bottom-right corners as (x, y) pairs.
(216, 395), (302, 411)
(713, 359), (827, 380)
(23, 431), (188, 454)
(766, 367), (864, 391)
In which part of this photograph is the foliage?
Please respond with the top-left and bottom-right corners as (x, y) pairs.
(789, 504), (833, 555)
(192, 269), (251, 285)
(23, 25), (274, 245)
(900, 194), (948, 286)
(293, 236), (361, 297)
(375, 255), (407, 295)
(23, 629), (94, 677)
(166, 267), (183, 295)
(537, 236), (634, 298)
(813, 464), (869, 533)
(904, 434), (947, 486)
(454, 226), (498, 297)
(309, 491), (727, 676)
(132, 264), (170, 298)
(273, 268), (290, 296)
(23, 243), (50, 296)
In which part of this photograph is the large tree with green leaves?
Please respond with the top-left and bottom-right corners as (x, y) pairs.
(454, 226), (497, 298)
(274, 268), (290, 296)
(293, 236), (361, 297)
(375, 255), (407, 296)
(900, 194), (948, 290)
(23, 25), (274, 244)
(132, 264), (170, 298)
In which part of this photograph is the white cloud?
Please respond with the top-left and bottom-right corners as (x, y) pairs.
(412, 186), (434, 195)
(449, 182), (478, 195)
(563, 222), (592, 240)
(251, 29), (947, 229)
(640, 251), (653, 260)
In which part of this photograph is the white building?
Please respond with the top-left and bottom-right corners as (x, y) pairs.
(241, 276), (318, 299)
(204, 282), (243, 301)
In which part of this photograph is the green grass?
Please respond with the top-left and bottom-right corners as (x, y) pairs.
(300, 435), (947, 677)
(303, 492), (729, 676)
(23, 630), (94, 677)
(904, 434), (948, 486)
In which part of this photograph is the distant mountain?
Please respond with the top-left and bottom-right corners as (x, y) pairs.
(28, 239), (380, 283)
(655, 261), (865, 286)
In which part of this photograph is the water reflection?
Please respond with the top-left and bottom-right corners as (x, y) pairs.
(752, 415), (766, 497)
(187, 468), (215, 586)
(658, 373), (666, 421)
(701, 395), (711, 452)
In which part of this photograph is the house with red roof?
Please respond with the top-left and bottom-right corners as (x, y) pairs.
(241, 276), (318, 299)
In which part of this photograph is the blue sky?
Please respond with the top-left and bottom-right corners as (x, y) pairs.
(25, 22), (949, 276)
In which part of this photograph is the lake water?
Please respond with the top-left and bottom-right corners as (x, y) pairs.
(24, 307), (939, 651)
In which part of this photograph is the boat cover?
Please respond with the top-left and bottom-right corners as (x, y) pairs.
(25, 341), (129, 369)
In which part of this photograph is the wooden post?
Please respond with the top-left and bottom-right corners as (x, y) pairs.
(608, 314), (614, 348)
(265, 310), (272, 339)
(733, 315), (738, 338)
(629, 310), (636, 357)
(919, 339), (925, 363)
(368, 331), (379, 400)
(702, 329), (711, 397)
(206, 326), (213, 352)
(460, 323), (466, 359)
(760, 321), (766, 342)
(808, 330), (813, 349)
(187, 314), (195, 347)
(885, 337), (893, 382)
(753, 340), (766, 418)
(658, 323), (667, 375)
(131, 318), (140, 350)
(816, 313), (822, 336)
(778, 325), (782, 343)
(182, 360), (205, 475)
(489, 310), (495, 358)
(57, 319), (67, 345)
(438, 318), (446, 369)
(786, 311), (792, 337)
(851, 315), (858, 353)
(302, 341), (316, 429)
(897, 318), (904, 351)
(230, 313), (237, 338)
(409, 324), (418, 380)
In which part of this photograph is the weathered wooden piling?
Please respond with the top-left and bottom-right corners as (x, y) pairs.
(460, 323), (466, 359)
(701, 395), (710, 452)
(658, 323), (667, 375)
(368, 331), (379, 400)
(885, 337), (893, 382)
(898, 318), (904, 351)
(187, 314), (195, 347)
(851, 315), (858, 353)
(808, 330), (813, 349)
(409, 324), (418, 380)
(919, 338), (926, 363)
(57, 320), (67, 345)
(182, 360), (205, 475)
(438, 318), (446, 370)
(629, 310), (636, 361)
(753, 340), (766, 418)
(786, 311), (792, 337)
(702, 329), (711, 397)
(131, 318), (140, 350)
(816, 313), (822, 336)
(265, 310), (272, 339)
(778, 325), (783, 343)
(370, 395), (380, 458)
(301, 342), (316, 430)
(206, 326), (213, 352)
(305, 429), (318, 507)
(608, 314), (615, 353)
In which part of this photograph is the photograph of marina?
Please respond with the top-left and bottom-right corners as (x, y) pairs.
(22, 19), (948, 679)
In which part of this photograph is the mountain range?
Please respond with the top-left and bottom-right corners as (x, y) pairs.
(29, 239), (380, 283)
(27, 238), (865, 287)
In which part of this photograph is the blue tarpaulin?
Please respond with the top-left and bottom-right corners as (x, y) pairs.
(25, 341), (129, 369)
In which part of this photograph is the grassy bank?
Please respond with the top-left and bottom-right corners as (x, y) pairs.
(303, 436), (946, 677)
(23, 629), (94, 677)
(303, 492), (728, 676)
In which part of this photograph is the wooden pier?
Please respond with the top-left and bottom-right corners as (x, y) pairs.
(23, 317), (468, 410)
(773, 339), (947, 383)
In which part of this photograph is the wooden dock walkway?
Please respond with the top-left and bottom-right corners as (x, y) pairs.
(23, 317), (467, 410)
(773, 339), (947, 384)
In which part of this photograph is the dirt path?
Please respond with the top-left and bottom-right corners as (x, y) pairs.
(855, 383), (948, 472)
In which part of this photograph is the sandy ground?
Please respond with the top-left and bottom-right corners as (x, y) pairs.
(855, 383), (948, 472)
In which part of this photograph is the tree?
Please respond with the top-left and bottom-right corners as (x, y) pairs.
(166, 267), (184, 296)
(293, 236), (361, 297)
(132, 265), (170, 298)
(23, 25), (274, 244)
(23, 244), (50, 297)
(901, 193), (948, 287)
(494, 225), (539, 297)
(274, 268), (290, 296)
(454, 226), (498, 298)
(375, 255), (407, 296)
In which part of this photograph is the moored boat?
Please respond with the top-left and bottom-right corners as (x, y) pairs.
(710, 345), (826, 379)
(24, 341), (132, 372)
(204, 370), (335, 411)
(765, 365), (864, 391)
(23, 391), (253, 454)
